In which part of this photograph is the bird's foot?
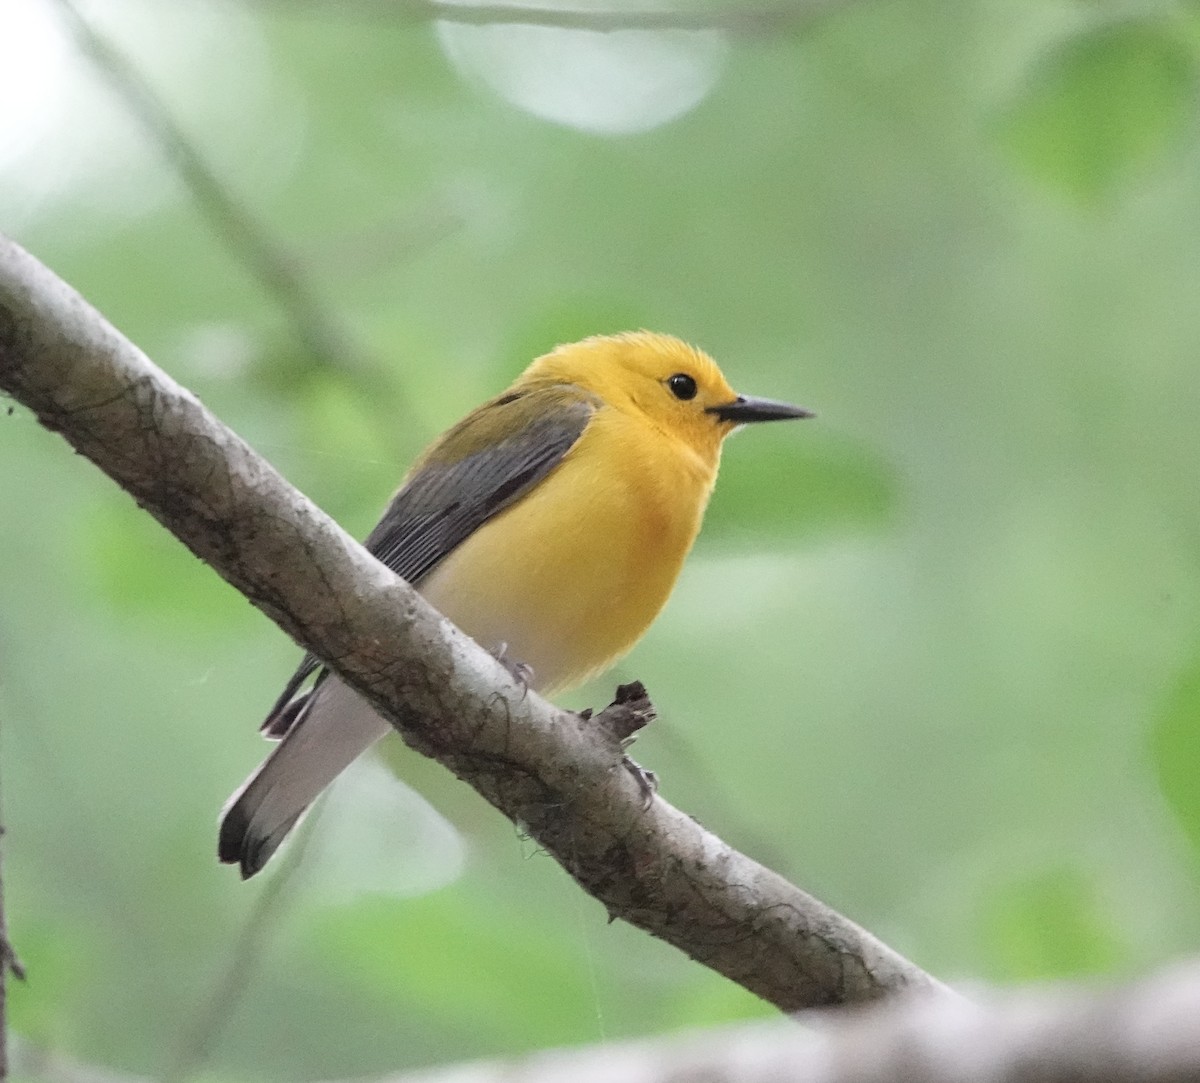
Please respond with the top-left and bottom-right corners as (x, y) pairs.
(621, 754), (658, 809)
(492, 642), (534, 695)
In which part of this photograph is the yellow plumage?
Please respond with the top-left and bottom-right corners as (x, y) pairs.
(422, 336), (729, 693)
(220, 331), (810, 877)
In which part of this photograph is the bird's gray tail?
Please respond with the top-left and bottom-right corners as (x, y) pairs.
(218, 678), (392, 878)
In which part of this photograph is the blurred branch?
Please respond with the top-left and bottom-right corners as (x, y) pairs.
(162, 813), (318, 1083)
(0, 652), (29, 1083)
(345, 960), (1200, 1083)
(262, 0), (854, 35)
(17, 963), (1200, 1083)
(0, 828), (27, 1083)
(0, 235), (949, 1013)
(49, 0), (362, 374)
(0, 832), (10, 1083)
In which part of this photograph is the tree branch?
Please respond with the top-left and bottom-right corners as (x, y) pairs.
(0, 234), (949, 1012)
(342, 959), (1200, 1083)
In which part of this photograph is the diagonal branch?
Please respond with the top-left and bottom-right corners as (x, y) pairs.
(0, 235), (950, 1012)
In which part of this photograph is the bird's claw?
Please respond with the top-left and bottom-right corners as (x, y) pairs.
(622, 755), (658, 810)
(492, 641), (534, 696)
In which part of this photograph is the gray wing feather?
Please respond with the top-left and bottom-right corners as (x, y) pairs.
(260, 388), (595, 734)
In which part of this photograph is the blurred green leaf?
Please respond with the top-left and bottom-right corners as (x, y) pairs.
(997, 20), (1198, 202)
(309, 890), (604, 1050)
(297, 371), (396, 480)
(979, 867), (1128, 981)
(77, 496), (251, 633)
(1151, 644), (1200, 857)
(661, 973), (773, 1030)
(248, 339), (328, 395)
(6, 922), (94, 1048)
(704, 429), (897, 545)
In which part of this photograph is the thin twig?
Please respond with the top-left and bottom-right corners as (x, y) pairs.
(48, 0), (438, 462)
(0, 235), (950, 1012)
(259, 0), (854, 36)
(0, 830), (9, 1083)
(0, 621), (29, 1081)
(49, 0), (361, 376)
(162, 811), (319, 1083)
(0, 787), (27, 1083)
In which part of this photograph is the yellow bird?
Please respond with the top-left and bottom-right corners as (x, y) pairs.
(219, 331), (811, 877)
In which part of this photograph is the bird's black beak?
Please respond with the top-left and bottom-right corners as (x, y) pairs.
(706, 395), (814, 424)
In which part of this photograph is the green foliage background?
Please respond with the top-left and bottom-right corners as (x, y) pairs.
(3, 0), (1200, 1078)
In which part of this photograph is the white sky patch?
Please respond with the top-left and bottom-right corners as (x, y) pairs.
(0, 2), (71, 171)
(0, 0), (300, 231)
(435, 4), (729, 135)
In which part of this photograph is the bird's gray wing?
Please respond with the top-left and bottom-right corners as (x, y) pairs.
(260, 385), (597, 735)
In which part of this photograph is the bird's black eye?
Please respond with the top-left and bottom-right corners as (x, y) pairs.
(666, 373), (698, 401)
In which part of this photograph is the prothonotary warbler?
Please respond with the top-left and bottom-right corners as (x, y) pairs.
(219, 331), (812, 877)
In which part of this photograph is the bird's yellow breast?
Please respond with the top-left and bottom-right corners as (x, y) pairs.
(418, 403), (719, 696)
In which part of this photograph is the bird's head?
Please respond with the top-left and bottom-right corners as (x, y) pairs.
(522, 331), (812, 456)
